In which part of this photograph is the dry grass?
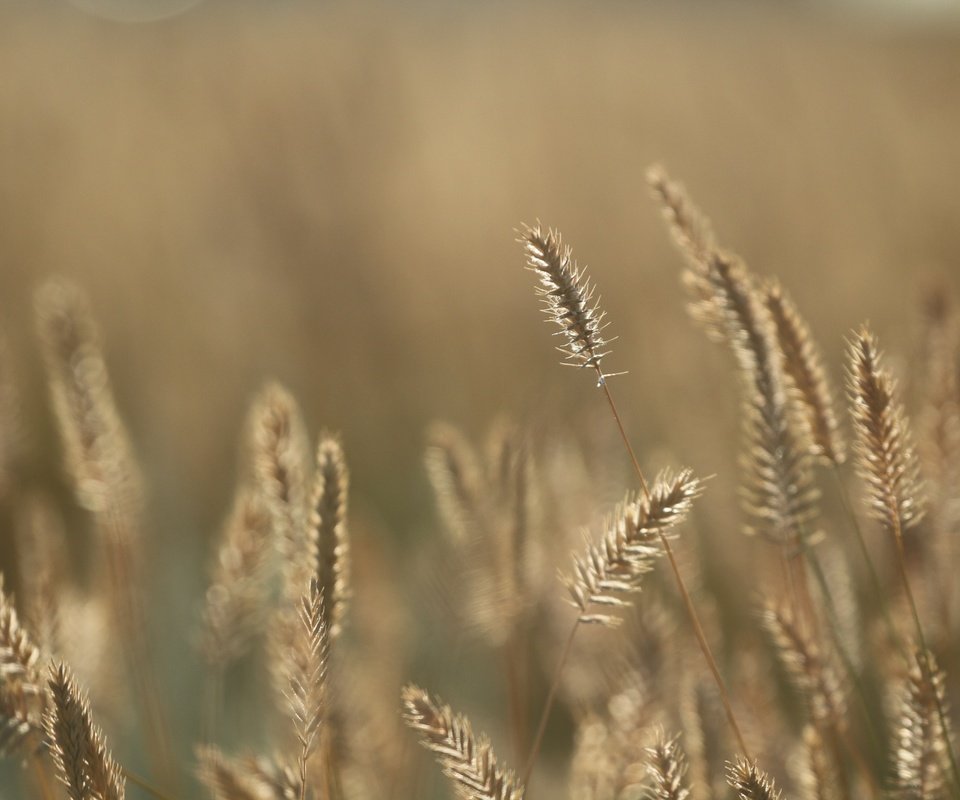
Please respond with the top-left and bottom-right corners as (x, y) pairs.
(2, 4), (960, 800)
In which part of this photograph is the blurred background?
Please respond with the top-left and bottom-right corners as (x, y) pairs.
(1, 0), (960, 796)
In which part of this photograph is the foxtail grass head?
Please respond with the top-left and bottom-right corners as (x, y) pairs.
(520, 224), (613, 382)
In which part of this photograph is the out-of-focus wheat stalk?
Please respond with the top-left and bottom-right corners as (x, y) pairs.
(249, 381), (310, 596)
(648, 166), (818, 547)
(34, 279), (174, 789)
(310, 434), (350, 642)
(763, 281), (844, 466)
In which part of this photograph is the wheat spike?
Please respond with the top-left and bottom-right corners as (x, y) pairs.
(647, 165), (717, 269)
(0, 578), (41, 690)
(248, 382), (310, 590)
(646, 730), (691, 800)
(0, 578), (43, 759)
(196, 746), (270, 800)
(726, 757), (784, 800)
(201, 487), (273, 668)
(310, 434), (350, 640)
(797, 725), (841, 800)
(847, 327), (925, 532)
(761, 601), (846, 729)
(44, 661), (125, 800)
(284, 578), (329, 794)
(892, 649), (952, 800)
(520, 223), (612, 378)
(764, 281), (844, 465)
(565, 469), (702, 626)
(648, 169), (818, 542)
(401, 684), (524, 800)
(35, 279), (141, 521)
(197, 746), (300, 800)
(425, 422), (485, 545)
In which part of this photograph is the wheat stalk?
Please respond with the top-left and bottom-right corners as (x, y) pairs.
(761, 601), (846, 729)
(34, 279), (141, 522)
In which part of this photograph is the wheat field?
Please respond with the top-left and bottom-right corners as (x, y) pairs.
(1, 3), (960, 799)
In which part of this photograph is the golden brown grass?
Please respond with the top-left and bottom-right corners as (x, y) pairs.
(0, 15), (960, 796)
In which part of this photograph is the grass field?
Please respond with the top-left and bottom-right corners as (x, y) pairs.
(1, 3), (960, 799)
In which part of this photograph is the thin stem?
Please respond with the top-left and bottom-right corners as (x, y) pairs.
(800, 543), (886, 764)
(599, 379), (651, 502)
(658, 528), (750, 757)
(520, 619), (579, 787)
(830, 466), (906, 660)
(596, 370), (750, 759)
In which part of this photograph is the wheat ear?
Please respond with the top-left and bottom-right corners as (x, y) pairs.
(646, 730), (691, 800)
(44, 661), (125, 800)
(565, 470), (702, 626)
(284, 579), (329, 800)
(847, 327), (925, 533)
(0, 577), (43, 759)
(892, 649), (953, 800)
(726, 758), (784, 800)
(648, 169), (818, 543)
(520, 223), (612, 378)
(401, 684), (524, 800)
(202, 487), (272, 670)
(195, 746), (265, 800)
(764, 281), (844, 465)
(249, 382), (310, 591)
(761, 601), (846, 729)
(310, 434), (350, 641)
(34, 279), (141, 521)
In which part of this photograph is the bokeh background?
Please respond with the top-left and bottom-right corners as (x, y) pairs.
(2, 0), (960, 796)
